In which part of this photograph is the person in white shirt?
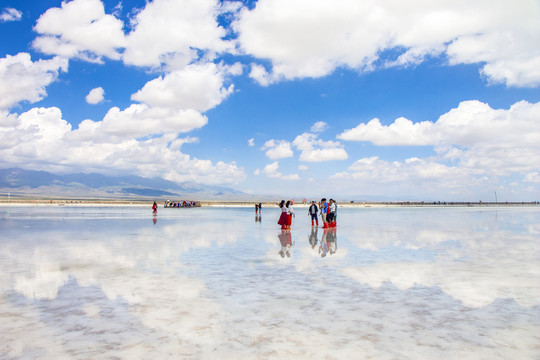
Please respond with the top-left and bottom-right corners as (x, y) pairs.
(286, 199), (295, 230)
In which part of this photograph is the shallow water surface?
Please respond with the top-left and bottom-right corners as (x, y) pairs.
(1, 205), (539, 359)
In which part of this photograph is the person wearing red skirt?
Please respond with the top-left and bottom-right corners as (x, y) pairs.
(277, 200), (289, 230)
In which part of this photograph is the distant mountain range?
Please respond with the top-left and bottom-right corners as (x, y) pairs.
(0, 168), (245, 200)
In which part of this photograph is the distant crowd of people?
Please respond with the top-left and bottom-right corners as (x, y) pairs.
(164, 200), (200, 208)
(277, 198), (337, 230)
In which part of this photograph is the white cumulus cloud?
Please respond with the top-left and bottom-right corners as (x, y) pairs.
(338, 100), (540, 177)
(0, 53), (68, 111)
(123, 0), (232, 68)
(256, 161), (299, 180)
(85, 87), (105, 104)
(234, 0), (540, 87)
(261, 139), (294, 160)
(0, 7), (22, 22)
(311, 121), (328, 133)
(332, 100), (540, 199)
(293, 133), (348, 162)
(0, 107), (245, 185)
(33, 0), (126, 62)
(131, 62), (238, 112)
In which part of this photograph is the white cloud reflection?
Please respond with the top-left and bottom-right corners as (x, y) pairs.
(0, 206), (539, 359)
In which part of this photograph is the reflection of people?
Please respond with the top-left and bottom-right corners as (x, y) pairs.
(308, 201), (319, 227)
(278, 230), (293, 258)
(327, 228), (337, 255)
(319, 229), (329, 257)
(152, 201), (158, 214)
(319, 228), (337, 257)
(308, 227), (318, 249)
(152, 217), (157, 225)
(277, 200), (289, 230)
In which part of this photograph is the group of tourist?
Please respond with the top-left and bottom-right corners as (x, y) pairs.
(308, 198), (337, 228)
(277, 198), (337, 230)
(164, 200), (199, 208)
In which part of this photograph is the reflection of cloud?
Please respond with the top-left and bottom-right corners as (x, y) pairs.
(342, 258), (539, 308)
(1, 207), (539, 358)
(339, 209), (540, 308)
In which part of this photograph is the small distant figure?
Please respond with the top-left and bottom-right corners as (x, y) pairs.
(152, 201), (158, 214)
(308, 201), (319, 227)
(258, 203), (262, 214)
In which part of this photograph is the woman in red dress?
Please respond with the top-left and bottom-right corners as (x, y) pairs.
(277, 200), (288, 230)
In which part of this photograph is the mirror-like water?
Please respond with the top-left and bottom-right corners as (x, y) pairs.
(1, 205), (539, 359)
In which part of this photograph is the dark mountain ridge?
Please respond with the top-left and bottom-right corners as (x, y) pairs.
(0, 168), (243, 198)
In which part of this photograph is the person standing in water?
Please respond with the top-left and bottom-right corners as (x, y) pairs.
(152, 201), (158, 214)
(327, 199), (336, 228)
(277, 200), (289, 230)
(287, 199), (295, 230)
(308, 201), (319, 227)
(320, 198), (328, 228)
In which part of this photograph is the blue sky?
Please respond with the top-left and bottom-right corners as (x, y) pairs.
(1, 0), (539, 201)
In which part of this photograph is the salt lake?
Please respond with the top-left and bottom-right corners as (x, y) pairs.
(1, 205), (539, 359)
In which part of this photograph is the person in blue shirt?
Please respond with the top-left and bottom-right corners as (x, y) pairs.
(308, 201), (319, 227)
(320, 198), (328, 228)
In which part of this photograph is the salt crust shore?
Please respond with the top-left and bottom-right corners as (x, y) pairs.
(0, 199), (537, 208)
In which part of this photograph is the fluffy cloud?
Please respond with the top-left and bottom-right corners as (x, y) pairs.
(261, 140), (294, 160)
(330, 100), (540, 199)
(0, 53), (68, 111)
(31, 0), (237, 69)
(0, 107), (245, 184)
(256, 161), (300, 180)
(338, 100), (540, 176)
(334, 156), (463, 185)
(72, 105), (208, 141)
(131, 62), (239, 112)
(0, 7), (22, 22)
(338, 117), (436, 146)
(292, 133), (348, 162)
(310, 121), (328, 133)
(85, 87), (105, 104)
(234, 0), (540, 87)
(123, 0), (232, 68)
(33, 0), (125, 62)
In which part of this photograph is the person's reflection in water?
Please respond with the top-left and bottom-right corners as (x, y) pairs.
(255, 213), (261, 222)
(278, 230), (294, 258)
(327, 228), (337, 255)
(152, 214), (158, 225)
(309, 227), (318, 249)
(318, 228), (337, 257)
(319, 229), (329, 257)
